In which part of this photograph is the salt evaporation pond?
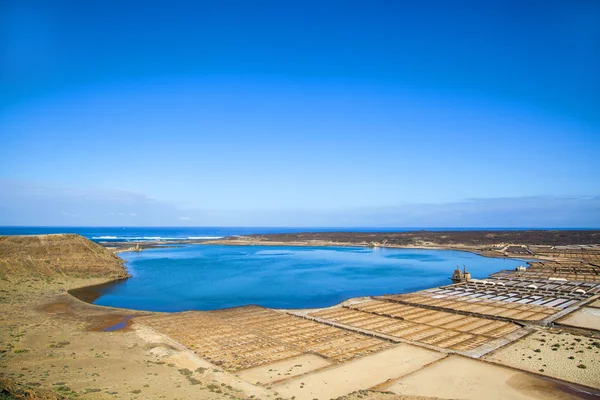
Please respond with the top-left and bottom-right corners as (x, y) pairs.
(92, 245), (529, 311)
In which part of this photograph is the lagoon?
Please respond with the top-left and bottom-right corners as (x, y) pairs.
(92, 245), (529, 311)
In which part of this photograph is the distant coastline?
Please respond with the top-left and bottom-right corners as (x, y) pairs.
(203, 229), (600, 260)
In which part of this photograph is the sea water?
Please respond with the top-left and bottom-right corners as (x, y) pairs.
(92, 244), (529, 311)
(0, 226), (547, 243)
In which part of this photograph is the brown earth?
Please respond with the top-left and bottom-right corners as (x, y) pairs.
(0, 235), (128, 283)
(0, 235), (239, 399)
(221, 230), (600, 247)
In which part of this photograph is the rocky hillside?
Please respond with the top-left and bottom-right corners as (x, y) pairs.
(0, 234), (128, 282)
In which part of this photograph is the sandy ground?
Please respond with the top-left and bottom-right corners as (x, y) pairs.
(558, 308), (600, 331)
(272, 344), (445, 400)
(384, 355), (594, 400)
(337, 392), (446, 400)
(0, 276), (454, 400)
(0, 279), (273, 399)
(588, 299), (600, 309)
(484, 330), (600, 389)
(236, 354), (332, 385)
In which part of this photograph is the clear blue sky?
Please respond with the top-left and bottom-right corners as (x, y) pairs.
(1, 0), (599, 227)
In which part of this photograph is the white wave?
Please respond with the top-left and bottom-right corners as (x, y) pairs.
(92, 235), (223, 241)
(145, 237), (188, 240)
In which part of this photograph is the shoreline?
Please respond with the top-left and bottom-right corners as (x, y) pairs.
(67, 240), (537, 314)
(202, 238), (546, 259)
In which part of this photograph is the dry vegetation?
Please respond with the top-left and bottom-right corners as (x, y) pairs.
(230, 230), (600, 247)
(485, 330), (600, 388)
(0, 235), (128, 283)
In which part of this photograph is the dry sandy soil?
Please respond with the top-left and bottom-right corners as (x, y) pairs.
(0, 236), (266, 399)
(236, 354), (332, 385)
(558, 308), (600, 331)
(271, 344), (444, 400)
(0, 279), (463, 400)
(484, 330), (600, 389)
(336, 392), (445, 400)
(588, 299), (600, 308)
(0, 235), (127, 283)
(0, 279), (260, 400)
(383, 355), (595, 400)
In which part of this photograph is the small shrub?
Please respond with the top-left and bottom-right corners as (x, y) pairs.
(187, 377), (201, 385)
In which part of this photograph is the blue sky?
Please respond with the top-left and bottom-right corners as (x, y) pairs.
(1, 0), (599, 227)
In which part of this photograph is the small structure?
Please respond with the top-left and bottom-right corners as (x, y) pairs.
(548, 277), (567, 282)
(514, 265), (527, 277)
(451, 265), (471, 284)
(526, 284), (538, 290)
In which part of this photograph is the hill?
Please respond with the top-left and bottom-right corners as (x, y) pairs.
(0, 234), (128, 282)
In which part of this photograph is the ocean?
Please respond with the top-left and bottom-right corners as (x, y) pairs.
(0, 226), (550, 242)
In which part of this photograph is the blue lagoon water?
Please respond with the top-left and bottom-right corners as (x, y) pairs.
(92, 244), (530, 311)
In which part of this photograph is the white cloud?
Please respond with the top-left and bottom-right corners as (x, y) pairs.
(1, 179), (598, 227)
